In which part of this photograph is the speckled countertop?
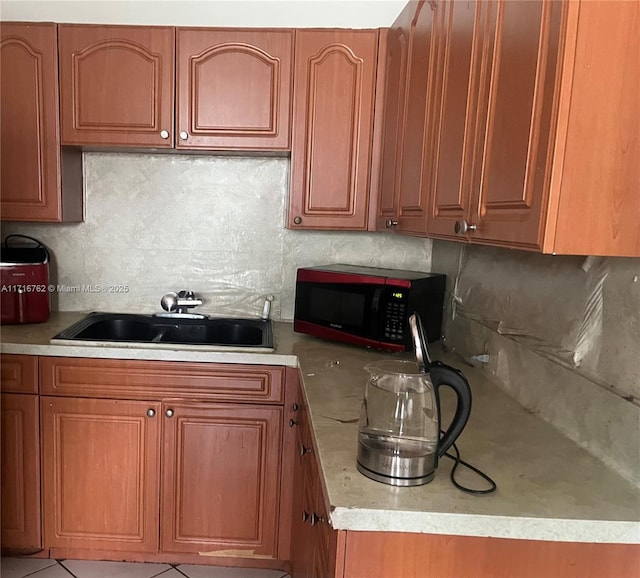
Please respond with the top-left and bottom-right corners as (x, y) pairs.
(2, 312), (639, 544)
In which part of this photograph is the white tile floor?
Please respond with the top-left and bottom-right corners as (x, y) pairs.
(0, 558), (290, 578)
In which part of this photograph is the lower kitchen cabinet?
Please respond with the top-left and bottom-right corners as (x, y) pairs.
(1, 393), (41, 552)
(288, 369), (639, 578)
(41, 396), (161, 553)
(289, 382), (340, 578)
(161, 401), (282, 557)
(1, 354), (41, 553)
(38, 356), (289, 564)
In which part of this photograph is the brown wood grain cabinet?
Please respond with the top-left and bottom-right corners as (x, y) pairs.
(376, 4), (412, 231)
(288, 368), (639, 578)
(426, 0), (640, 256)
(161, 401), (282, 557)
(41, 396), (161, 553)
(0, 22), (82, 222)
(377, 0), (439, 236)
(289, 380), (340, 578)
(38, 356), (287, 564)
(1, 394), (41, 552)
(176, 29), (293, 150)
(58, 25), (175, 147)
(0, 354), (41, 552)
(288, 29), (380, 230)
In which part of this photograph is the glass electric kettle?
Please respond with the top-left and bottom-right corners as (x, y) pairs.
(356, 314), (472, 486)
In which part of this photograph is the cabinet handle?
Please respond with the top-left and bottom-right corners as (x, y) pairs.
(293, 216), (302, 225)
(146, 408), (156, 418)
(385, 219), (398, 228)
(165, 409), (174, 418)
(179, 131), (188, 140)
(310, 512), (324, 526)
(289, 418), (297, 427)
(454, 220), (477, 234)
(160, 130), (169, 139)
(300, 444), (312, 456)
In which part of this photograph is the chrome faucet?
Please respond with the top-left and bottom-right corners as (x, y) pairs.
(158, 290), (206, 319)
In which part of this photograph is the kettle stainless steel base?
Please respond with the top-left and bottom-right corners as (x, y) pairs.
(357, 438), (436, 487)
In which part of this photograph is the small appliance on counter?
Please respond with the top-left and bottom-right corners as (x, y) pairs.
(0, 235), (51, 324)
(293, 264), (445, 351)
(357, 314), (496, 493)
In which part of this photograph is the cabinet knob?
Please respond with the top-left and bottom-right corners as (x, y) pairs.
(292, 402), (300, 412)
(160, 130), (169, 139)
(179, 131), (188, 140)
(385, 219), (398, 228)
(300, 444), (312, 456)
(289, 418), (297, 427)
(146, 408), (156, 418)
(293, 216), (302, 225)
(302, 511), (311, 523)
(310, 512), (324, 526)
(454, 220), (477, 234)
(165, 409), (174, 418)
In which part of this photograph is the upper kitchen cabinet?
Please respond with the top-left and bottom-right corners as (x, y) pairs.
(426, 0), (479, 239)
(289, 29), (380, 230)
(428, 0), (640, 257)
(176, 29), (293, 150)
(377, 0), (439, 236)
(0, 22), (82, 222)
(58, 25), (175, 147)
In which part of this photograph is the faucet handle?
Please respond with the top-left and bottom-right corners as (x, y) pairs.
(161, 290), (202, 313)
(161, 292), (179, 312)
(261, 295), (274, 321)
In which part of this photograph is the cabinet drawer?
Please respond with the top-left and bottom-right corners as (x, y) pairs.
(39, 357), (284, 403)
(1, 354), (38, 394)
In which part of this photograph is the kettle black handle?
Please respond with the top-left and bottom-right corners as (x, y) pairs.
(429, 360), (472, 457)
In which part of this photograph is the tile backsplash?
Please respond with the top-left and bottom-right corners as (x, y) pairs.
(2, 153), (432, 320)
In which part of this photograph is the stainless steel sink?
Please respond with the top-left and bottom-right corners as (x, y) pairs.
(52, 312), (273, 349)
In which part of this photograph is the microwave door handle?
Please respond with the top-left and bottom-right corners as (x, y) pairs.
(371, 287), (384, 335)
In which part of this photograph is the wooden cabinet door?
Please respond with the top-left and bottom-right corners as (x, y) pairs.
(58, 25), (175, 147)
(0, 23), (75, 222)
(376, 3), (413, 231)
(176, 29), (293, 150)
(41, 396), (161, 553)
(468, 0), (564, 248)
(161, 401), (282, 558)
(290, 398), (314, 578)
(427, 0), (480, 239)
(0, 354), (38, 394)
(1, 393), (41, 552)
(289, 30), (379, 230)
(393, 1), (439, 236)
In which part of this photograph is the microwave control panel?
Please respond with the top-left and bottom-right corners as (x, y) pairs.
(383, 288), (407, 342)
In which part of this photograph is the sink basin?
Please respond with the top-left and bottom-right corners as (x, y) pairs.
(52, 313), (274, 349)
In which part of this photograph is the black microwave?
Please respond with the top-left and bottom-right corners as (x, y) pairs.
(293, 264), (446, 351)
